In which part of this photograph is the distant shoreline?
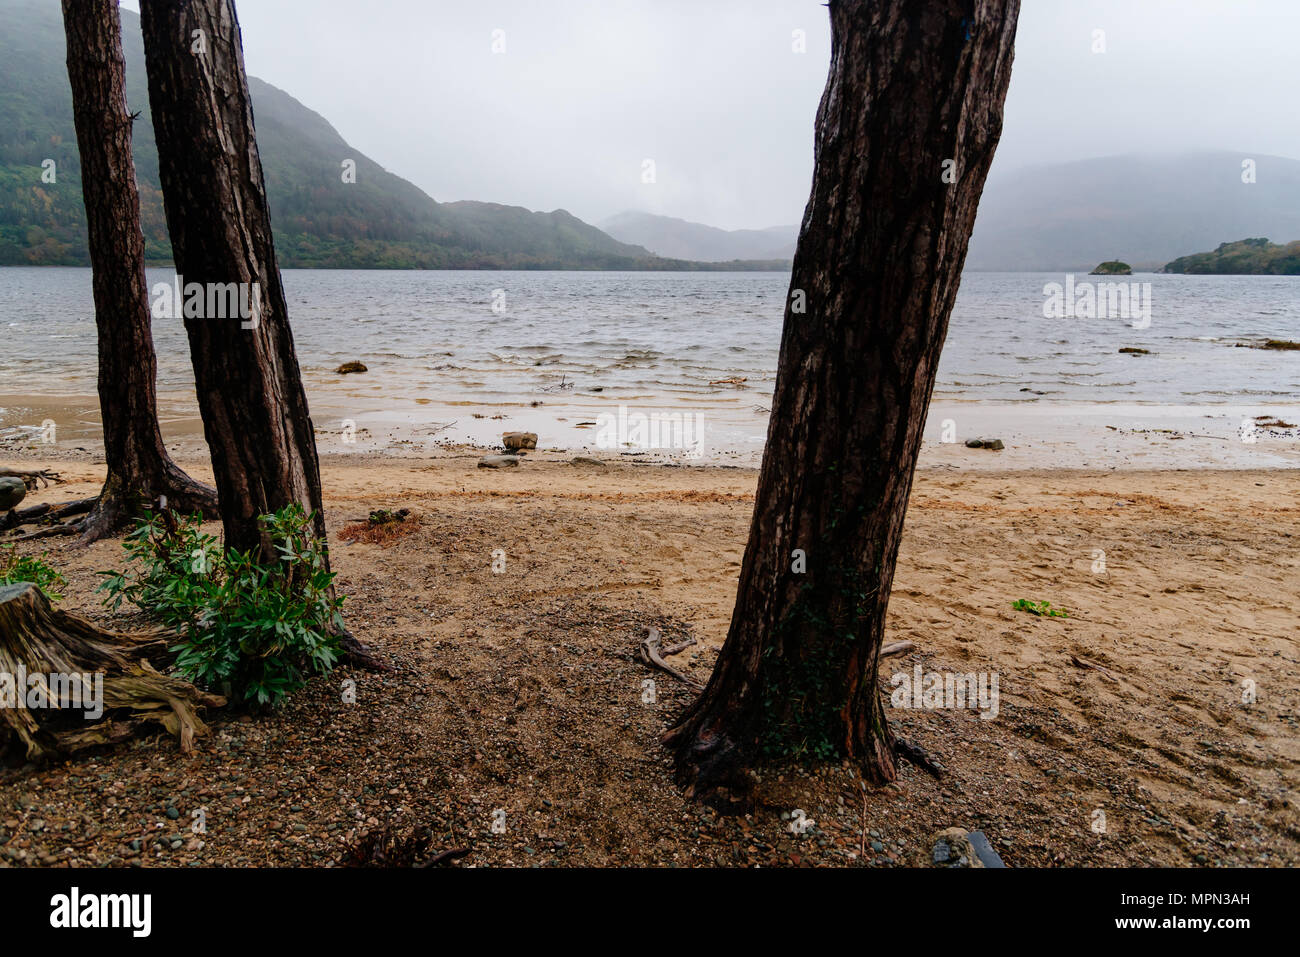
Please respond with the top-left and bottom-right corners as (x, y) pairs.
(8, 264), (1300, 274)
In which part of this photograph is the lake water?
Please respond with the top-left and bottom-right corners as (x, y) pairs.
(2, 267), (1298, 467)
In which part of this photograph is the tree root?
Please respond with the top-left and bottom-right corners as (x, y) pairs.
(2, 469), (220, 545)
(6, 522), (85, 543)
(338, 627), (391, 673)
(0, 582), (224, 761)
(894, 735), (946, 779)
(76, 467), (220, 545)
(0, 497), (97, 533)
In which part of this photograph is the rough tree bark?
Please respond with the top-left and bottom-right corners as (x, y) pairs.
(664, 0), (1019, 806)
(137, 0), (321, 558)
(138, 0), (382, 669)
(59, 0), (218, 542)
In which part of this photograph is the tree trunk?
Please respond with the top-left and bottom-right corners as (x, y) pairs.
(138, 0), (384, 670)
(136, 0), (325, 559)
(60, 0), (219, 542)
(664, 0), (1019, 806)
(0, 583), (224, 760)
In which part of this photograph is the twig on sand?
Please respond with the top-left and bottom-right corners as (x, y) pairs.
(1069, 654), (1119, 683)
(420, 846), (471, 868)
(880, 640), (916, 658)
(859, 781), (868, 858)
(413, 420), (457, 437)
(639, 627), (705, 691)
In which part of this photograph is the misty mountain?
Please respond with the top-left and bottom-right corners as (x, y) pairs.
(966, 152), (1300, 271)
(600, 211), (797, 263)
(0, 0), (678, 270)
(606, 151), (1300, 273)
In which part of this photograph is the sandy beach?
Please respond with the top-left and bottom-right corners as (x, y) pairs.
(4, 389), (1300, 470)
(0, 442), (1295, 867)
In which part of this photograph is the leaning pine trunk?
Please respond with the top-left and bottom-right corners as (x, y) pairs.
(139, 0), (384, 670)
(665, 0), (1019, 806)
(137, 0), (326, 559)
(60, 0), (218, 540)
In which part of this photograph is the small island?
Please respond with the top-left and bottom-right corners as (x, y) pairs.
(1164, 237), (1300, 275)
(1090, 260), (1132, 275)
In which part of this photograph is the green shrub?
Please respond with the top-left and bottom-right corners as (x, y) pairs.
(99, 505), (344, 708)
(0, 545), (66, 600)
(1012, 598), (1069, 619)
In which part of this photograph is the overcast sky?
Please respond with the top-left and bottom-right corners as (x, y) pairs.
(121, 0), (1300, 231)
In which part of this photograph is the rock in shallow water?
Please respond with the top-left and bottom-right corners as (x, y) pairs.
(502, 431), (538, 451)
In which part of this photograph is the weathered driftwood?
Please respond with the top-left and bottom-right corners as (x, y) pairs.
(0, 497), (98, 533)
(0, 582), (224, 760)
(0, 468), (62, 490)
(880, 640), (916, 658)
(639, 627), (705, 691)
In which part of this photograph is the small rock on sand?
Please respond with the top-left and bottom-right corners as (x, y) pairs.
(931, 827), (984, 868)
(502, 431), (538, 451)
(478, 454), (520, 469)
(964, 437), (1005, 451)
(569, 456), (606, 468)
(0, 476), (26, 510)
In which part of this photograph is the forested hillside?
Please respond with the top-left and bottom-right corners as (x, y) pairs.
(0, 0), (693, 270)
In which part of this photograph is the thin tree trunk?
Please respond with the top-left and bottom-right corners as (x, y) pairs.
(138, 0), (383, 670)
(664, 0), (1019, 806)
(137, 0), (324, 559)
(60, 0), (218, 542)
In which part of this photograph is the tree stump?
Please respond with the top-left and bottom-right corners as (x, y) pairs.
(0, 583), (224, 760)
